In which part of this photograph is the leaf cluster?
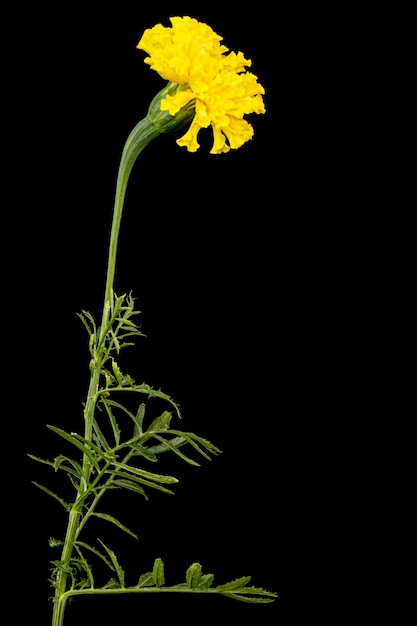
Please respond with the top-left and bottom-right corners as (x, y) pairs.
(30, 292), (221, 589)
(30, 291), (277, 606)
(50, 554), (277, 604)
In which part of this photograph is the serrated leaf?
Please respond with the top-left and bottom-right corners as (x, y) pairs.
(77, 310), (96, 338)
(49, 538), (63, 548)
(147, 435), (186, 454)
(131, 444), (157, 462)
(167, 430), (222, 460)
(112, 462), (178, 484)
(197, 573), (215, 589)
(121, 374), (135, 387)
(148, 434), (200, 466)
(73, 545), (95, 587)
(103, 578), (121, 589)
(222, 592), (276, 604)
(98, 540), (125, 587)
(69, 431), (112, 463)
(101, 399), (121, 446)
(152, 558), (165, 587)
(115, 316), (139, 328)
(92, 512), (138, 539)
(123, 386), (180, 418)
(28, 454), (54, 467)
(111, 359), (124, 384)
(75, 541), (115, 571)
(101, 398), (139, 429)
(134, 403), (146, 437)
(92, 419), (111, 452)
(109, 329), (121, 353)
(31, 482), (69, 510)
(116, 340), (136, 349)
(110, 471), (175, 495)
(51, 560), (73, 574)
(137, 572), (154, 588)
(47, 426), (101, 471)
(53, 455), (83, 479)
(147, 411), (172, 432)
(216, 576), (252, 591)
(186, 562), (202, 589)
(111, 478), (148, 499)
(215, 577), (278, 604)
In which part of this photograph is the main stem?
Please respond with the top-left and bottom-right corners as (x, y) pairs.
(51, 115), (161, 626)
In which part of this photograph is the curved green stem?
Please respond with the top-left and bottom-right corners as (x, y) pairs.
(100, 116), (161, 330)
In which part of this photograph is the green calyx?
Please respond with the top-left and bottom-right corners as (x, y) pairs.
(147, 82), (195, 133)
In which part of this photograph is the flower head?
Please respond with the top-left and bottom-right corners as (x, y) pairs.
(137, 16), (265, 154)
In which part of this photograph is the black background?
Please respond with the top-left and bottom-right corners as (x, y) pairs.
(5, 2), (369, 625)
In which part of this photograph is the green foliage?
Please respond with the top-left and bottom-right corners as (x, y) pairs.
(49, 552), (277, 603)
(31, 290), (277, 615)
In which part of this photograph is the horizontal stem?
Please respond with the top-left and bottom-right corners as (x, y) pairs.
(61, 586), (228, 599)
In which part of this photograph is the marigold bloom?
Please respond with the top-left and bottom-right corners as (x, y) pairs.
(137, 16), (265, 154)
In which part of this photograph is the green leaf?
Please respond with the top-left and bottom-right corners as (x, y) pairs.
(116, 339), (136, 350)
(92, 512), (138, 539)
(220, 587), (278, 603)
(167, 430), (222, 460)
(101, 399), (121, 446)
(198, 573), (215, 589)
(92, 418), (111, 452)
(111, 359), (124, 384)
(216, 576), (252, 591)
(215, 577), (278, 603)
(111, 462), (178, 484)
(28, 454), (54, 467)
(109, 328), (121, 354)
(51, 560), (73, 575)
(101, 398), (138, 428)
(103, 578), (121, 589)
(186, 562), (202, 589)
(111, 478), (148, 499)
(68, 431), (114, 464)
(77, 310), (97, 339)
(134, 403), (146, 437)
(115, 316), (140, 329)
(108, 290), (125, 319)
(46, 426), (101, 471)
(137, 572), (154, 588)
(148, 434), (200, 466)
(109, 471), (176, 495)
(75, 541), (115, 571)
(31, 482), (69, 510)
(73, 545), (94, 588)
(106, 385), (181, 418)
(147, 435), (186, 453)
(98, 540), (125, 587)
(131, 444), (157, 462)
(147, 411), (172, 432)
(152, 558), (165, 587)
(53, 455), (83, 479)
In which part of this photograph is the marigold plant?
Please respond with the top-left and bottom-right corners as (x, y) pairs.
(30, 16), (274, 626)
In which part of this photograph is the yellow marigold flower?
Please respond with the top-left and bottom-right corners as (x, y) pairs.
(137, 16), (265, 154)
